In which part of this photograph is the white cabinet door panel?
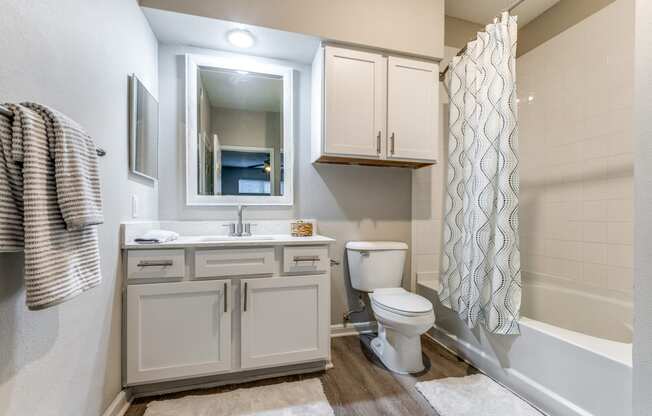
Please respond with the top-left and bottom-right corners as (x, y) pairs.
(387, 56), (438, 162)
(324, 46), (386, 158)
(240, 275), (329, 370)
(126, 280), (231, 385)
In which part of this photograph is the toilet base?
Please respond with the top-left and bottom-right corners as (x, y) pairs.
(370, 323), (425, 374)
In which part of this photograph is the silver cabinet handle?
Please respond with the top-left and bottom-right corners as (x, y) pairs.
(243, 282), (248, 312)
(223, 282), (228, 313)
(390, 132), (395, 155)
(294, 256), (320, 262)
(137, 260), (173, 267)
(376, 131), (381, 154)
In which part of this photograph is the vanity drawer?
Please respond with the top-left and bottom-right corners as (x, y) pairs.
(127, 249), (186, 281)
(195, 247), (275, 278)
(283, 246), (329, 274)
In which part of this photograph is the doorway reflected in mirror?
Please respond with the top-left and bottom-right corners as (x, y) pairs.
(196, 67), (284, 197)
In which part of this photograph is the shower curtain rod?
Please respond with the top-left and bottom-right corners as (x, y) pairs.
(0, 104), (107, 157)
(439, 0), (526, 82)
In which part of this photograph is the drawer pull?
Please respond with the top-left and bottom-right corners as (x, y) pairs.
(137, 260), (174, 268)
(293, 255), (320, 263)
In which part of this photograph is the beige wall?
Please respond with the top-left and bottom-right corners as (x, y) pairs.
(140, 0), (444, 59)
(444, 0), (617, 57)
(444, 16), (483, 49)
(211, 107), (276, 149)
(518, 0), (616, 56)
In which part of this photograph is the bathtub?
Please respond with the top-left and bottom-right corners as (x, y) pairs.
(417, 283), (632, 416)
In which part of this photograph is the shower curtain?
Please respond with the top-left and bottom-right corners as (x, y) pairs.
(439, 12), (521, 335)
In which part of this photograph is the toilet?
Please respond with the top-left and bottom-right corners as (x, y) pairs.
(346, 241), (435, 374)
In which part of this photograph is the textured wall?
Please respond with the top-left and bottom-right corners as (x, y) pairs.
(0, 1), (158, 415)
(157, 45), (412, 326)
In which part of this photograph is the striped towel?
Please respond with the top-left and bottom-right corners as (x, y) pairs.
(24, 102), (103, 229)
(0, 104), (103, 309)
(0, 111), (24, 251)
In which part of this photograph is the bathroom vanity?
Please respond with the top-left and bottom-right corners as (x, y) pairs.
(121, 221), (334, 391)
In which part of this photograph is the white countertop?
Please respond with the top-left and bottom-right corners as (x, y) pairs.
(123, 234), (335, 249)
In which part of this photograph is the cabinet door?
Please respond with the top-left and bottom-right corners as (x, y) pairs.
(126, 280), (231, 385)
(387, 56), (439, 162)
(240, 275), (330, 370)
(324, 46), (386, 158)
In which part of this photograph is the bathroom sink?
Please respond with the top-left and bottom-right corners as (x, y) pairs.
(196, 235), (276, 242)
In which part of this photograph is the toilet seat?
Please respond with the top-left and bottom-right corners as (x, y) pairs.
(370, 288), (433, 317)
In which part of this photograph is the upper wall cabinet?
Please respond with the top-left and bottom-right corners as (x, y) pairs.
(311, 45), (439, 169)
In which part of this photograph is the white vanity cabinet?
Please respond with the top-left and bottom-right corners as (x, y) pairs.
(126, 280), (232, 384)
(312, 44), (439, 168)
(240, 275), (330, 369)
(123, 239), (333, 388)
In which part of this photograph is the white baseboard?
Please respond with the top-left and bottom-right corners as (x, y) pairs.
(330, 321), (377, 337)
(102, 390), (131, 416)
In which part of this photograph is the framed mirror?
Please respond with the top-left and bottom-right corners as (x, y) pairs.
(185, 53), (294, 205)
(129, 74), (159, 180)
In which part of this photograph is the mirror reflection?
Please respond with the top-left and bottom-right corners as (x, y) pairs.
(197, 67), (284, 196)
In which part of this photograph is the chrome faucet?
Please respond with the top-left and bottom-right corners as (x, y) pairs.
(224, 205), (252, 237)
(236, 204), (245, 236)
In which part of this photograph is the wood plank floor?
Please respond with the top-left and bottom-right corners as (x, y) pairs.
(125, 334), (478, 416)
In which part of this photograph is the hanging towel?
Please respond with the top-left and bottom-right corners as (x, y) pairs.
(23, 102), (103, 229)
(0, 111), (24, 251)
(3, 104), (103, 309)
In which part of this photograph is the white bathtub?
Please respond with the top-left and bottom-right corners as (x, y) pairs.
(417, 283), (632, 416)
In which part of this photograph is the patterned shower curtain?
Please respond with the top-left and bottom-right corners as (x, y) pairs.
(439, 12), (521, 335)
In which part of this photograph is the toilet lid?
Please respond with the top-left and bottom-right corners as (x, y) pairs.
(371, 288), (433, 314)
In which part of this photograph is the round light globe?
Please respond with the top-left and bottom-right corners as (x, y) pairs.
(227, 29), (255, 48)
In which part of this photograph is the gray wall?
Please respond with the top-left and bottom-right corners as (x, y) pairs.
(634, 0), (652, 412)
(0, 1), (159, 415)
(158, 44), (412, 326)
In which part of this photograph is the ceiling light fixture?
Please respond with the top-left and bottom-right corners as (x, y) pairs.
(227, 29), (255, 48)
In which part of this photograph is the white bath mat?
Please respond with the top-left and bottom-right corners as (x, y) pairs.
(143, 378), (334, 416)
(416, 374), (542, 416)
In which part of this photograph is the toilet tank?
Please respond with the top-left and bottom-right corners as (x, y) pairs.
(346, 241), (408, 292)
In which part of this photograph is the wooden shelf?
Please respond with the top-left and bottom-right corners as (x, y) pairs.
(314, 155), (435, 169)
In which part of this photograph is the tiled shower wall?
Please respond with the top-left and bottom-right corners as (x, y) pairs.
(412, 1), (633, 302)
(518, 0), (633, 298)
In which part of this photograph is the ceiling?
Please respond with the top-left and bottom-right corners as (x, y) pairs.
(142, 7), (320, 64)
(200, 68), (282, 112)
(446, 0), (561, 26)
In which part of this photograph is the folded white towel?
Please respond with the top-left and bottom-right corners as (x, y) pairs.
(135, 230), (179, 244)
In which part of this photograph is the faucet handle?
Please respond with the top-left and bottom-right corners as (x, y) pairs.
(222, 223), (236, 236)
(242, 223), (256, 237)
